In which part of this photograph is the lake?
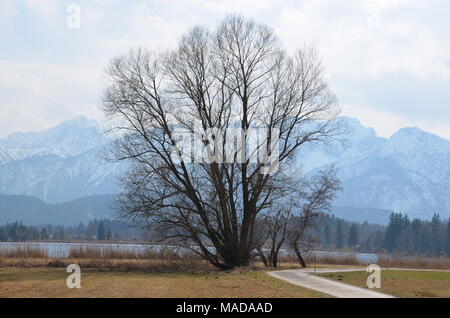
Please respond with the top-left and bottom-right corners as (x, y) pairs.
(0, 242), (379, 263)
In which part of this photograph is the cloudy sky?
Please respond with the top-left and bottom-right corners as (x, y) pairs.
(1, 0), (449, 139)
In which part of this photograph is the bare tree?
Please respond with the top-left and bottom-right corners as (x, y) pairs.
(254, 207), (292, 268)
(254, 166), (341, 268)
(290, 166), (341, 267)
(102, 15), (342, 269)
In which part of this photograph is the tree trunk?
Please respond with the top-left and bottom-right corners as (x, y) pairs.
(256, 248), (268, 268)
(293, 242), (307, 268)
(271, 253), (278, 268)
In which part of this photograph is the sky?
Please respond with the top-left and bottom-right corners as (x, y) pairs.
(1, 0), (449, 139)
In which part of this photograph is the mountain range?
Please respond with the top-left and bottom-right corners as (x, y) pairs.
(0, 117), (124, 203)
(0, 116), (449, 225)
(301, 117), (450, 221)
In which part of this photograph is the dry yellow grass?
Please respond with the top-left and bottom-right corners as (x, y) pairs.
(378, 254), (450, 270)
(0, 246), (49, 258)
(67, 246), (190, 260)
(309, 254), (362, 266)
(0, 256), (366, 274)
(4, 246), (448, 274)
(0, 257), (216, 272)
(0, 267), (328, 298)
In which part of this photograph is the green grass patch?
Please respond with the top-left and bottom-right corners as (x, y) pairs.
(317, 270), (450, 298)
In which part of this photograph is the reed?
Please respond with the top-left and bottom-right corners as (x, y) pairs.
(0, 246), (49, 258)
(378, 254), (450, 270)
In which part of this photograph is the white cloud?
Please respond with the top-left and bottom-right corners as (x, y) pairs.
(24, 0), (59, 20)
(277, 0), (450, 79)
(200, 0), (279, 13)
(0, 0), (449, 139)
(0, 0), (17, 17)
(0, 60), (104, 137)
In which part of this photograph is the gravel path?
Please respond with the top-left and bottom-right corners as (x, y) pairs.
(268, 268), (395, 298)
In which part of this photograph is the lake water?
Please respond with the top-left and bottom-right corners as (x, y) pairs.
(310, 250), (378, 263)
(0, 242), (378, 263)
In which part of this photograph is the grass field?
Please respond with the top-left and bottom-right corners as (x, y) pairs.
(317, 270), (450, 298)
(3, 246), (450, 298)
(0, 267), (327, 298)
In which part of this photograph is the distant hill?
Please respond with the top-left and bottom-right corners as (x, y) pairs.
(0, 193), (394, 226)
(0, 194), (115, 225)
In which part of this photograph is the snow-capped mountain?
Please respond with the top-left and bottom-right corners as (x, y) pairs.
(302, 117), (450, 220)
(0, 115), (448, 222)
(0, 117), (124, 203)
(0, 116), (104, 161)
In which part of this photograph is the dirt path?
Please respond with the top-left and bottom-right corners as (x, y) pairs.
(268, 268), (395, 298)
